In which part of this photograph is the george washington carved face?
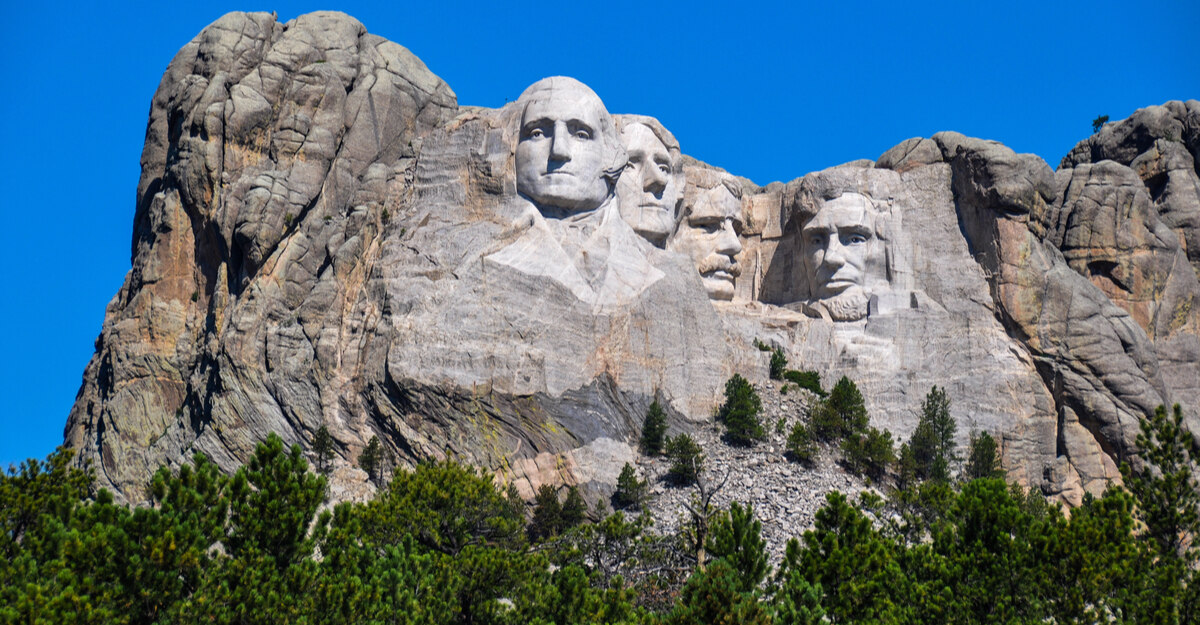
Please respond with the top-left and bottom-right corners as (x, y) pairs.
(515, 77), (625, 216)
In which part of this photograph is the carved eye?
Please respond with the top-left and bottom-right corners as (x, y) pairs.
(846, 233), (867, 245)
(575, 129), (592, 140)
(658, 164), (670, 174)
(528, 128), (545, 139)
(808, 234), (825, 246)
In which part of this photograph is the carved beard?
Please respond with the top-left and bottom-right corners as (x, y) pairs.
(814, 289), (869, 322)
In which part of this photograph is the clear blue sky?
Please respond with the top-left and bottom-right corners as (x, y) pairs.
(1, 0), (1196, 469)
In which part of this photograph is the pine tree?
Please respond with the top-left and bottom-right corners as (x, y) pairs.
(786, 422), (817, 465)
(965, 431), (1003, 480)
(358, 435), (386, 486)
(810, 375), (868, 442)
(561, 486), (587, 530)
(908, 385), (957, 482)
(529, 484), (563, 540)
(313, 424), (334, 475)
(774, 571), (826, 625)
(640, 399), (668, 456)
(1121, 403), (1199, 559)
(769, 348), (788, 380)
(665, 434), (704, 485)
(613, 463), (648, 509)
(707, 502), (769, 592)
(718, 374), (765, 446)
(666, 559), (771, 625)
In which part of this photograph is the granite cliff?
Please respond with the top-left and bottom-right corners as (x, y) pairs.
(64, 11), (1199, 509)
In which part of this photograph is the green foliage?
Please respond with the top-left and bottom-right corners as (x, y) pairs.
(6, 408), (1200, 625)
(753, 338), (772, 352)
(666, 559), (771, 625)
(358, 435), (388, 486)
(907, 385), (957, 483)
(717, 374), (765, 446)
(361, 459), (525, 556)
(707, 502), (769, 592)
(786, 421), (817, 465)
(964, 430), (1003, 480)
(665, 434), (704, 485)
(809, 375), (867, 442)
(1092, 114), (1109, 132)
(1121, 404), (1199, 560)
(639, 399), (668, 456)
(840, 426), (895, 480)
(769, 348), (788, 380)
(562, 486), (587, 529)
(530, 484), (564, 541)
(613, 463), (648, 510)
(782, 369), (825, 397)
(312, 424), (334, 475)
(773, 570), (825, 625)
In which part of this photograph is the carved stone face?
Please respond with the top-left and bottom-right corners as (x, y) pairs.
(516, 79), (617, 213)
(617, 123), (680, 245)
(800, 192), (883, 318)
(670, 184), (743, 300)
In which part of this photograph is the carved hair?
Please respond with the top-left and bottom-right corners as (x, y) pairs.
(515, 77), (627, 187)
(613, 114), (683, 175)
(675, 165), (744, 228)
(789, 174), (891, 241)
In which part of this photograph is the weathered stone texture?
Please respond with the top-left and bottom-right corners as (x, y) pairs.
(64, 12), (1198, 512)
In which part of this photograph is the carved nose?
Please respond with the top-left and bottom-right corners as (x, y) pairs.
(718, 221), (742, 255)
(822, 238), (847, 266)
(644, 164), (667, 195)
(549, 121), (572, 161)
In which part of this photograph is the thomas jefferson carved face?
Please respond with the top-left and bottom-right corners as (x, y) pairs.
(670, 180), (743, 301)
(515, 78), (624, 215)
(616, 122), (681, 245)
(800, 192), (884, 319)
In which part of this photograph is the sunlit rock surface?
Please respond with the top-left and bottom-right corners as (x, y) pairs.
(65, 11), (1199, 509)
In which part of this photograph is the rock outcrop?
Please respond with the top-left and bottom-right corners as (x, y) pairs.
(65, 11), (1198, 511)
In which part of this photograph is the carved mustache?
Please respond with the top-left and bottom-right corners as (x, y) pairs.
(698, 255), (740, 278)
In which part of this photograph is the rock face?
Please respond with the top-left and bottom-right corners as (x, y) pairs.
(65, 11), (1199, 510)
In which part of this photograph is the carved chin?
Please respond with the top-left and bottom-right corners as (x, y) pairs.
(813, 289), (869, 321)
(702, 276), (735, 301)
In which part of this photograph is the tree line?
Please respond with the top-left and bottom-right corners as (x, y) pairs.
(2, 374), (1197, 623)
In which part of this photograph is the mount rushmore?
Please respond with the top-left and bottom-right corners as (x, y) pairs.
(63, 11), (1200, 508)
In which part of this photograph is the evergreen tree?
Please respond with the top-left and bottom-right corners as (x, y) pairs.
(613, 463), (648, 510)
(639, 399), (668, 456)
(561, 486), (587, 530)
(964, 430), (1003, 480)
(786, 422), (817, 465)
(358, 435), (386, 486)
(774, 571), (826, 625)
(841, 426), (894, 480)
(666, 559), (771, 625)
(908, 385), (957, 482)
(665, 434), (704, 485)
(707, 502), (769, 592)
(359, 459), (525, 555)
(769, 348), (788, 380)
(809, 375), (868, 442)
(529, 484), (563, 541)
(783, 369), (825, 397)
(717, 374), (765, 446)
(312, 424), (334, 475)
(1121, 403), (1199, 559)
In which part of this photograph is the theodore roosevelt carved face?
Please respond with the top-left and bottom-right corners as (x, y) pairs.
(615, 116), (683, 246)
(670, 170), (744, 301)
(515, 77), (625, 216)
(799, 192), (886, 320)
